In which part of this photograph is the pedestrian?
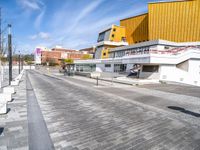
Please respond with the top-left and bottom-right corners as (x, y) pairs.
(64, 65), (68, 76)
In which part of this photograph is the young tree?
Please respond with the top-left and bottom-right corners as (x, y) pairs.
(81, 54), (93, 60)
(64, 58), (74, 64)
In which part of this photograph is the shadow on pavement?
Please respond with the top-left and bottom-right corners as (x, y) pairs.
(168, 106), (200, 117)
(7, 108), (11, 114)
(0, 127), (4, 135)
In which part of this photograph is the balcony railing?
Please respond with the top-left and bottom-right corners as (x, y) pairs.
(123, 46), (199, 57)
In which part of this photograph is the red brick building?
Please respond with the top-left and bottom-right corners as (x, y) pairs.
(41, 51), (61, 64)
(41, 47), (90, 65)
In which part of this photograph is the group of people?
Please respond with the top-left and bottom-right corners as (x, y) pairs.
(128, 64), (141, 78)
(61, 64), (74, 76)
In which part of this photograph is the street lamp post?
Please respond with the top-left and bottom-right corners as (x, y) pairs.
(8, 24), (12, 85)
(18, 51), (20, 74)
(21, 56), (23, 70)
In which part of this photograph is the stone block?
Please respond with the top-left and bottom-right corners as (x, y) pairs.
(0, 93), (12, 102)
(3, 87), (15, 94)
(11, 80), (19, 86)
(0, 99), (7, 114)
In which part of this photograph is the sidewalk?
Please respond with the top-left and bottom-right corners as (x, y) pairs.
(0, 73), (28, 150)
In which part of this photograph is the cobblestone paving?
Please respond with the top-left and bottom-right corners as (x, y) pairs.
(138, 84), (200, 98)
(28, 70), (200, 150)
(0, 73), (28, 150)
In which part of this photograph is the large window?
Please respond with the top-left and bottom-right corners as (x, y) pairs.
(142, 65), (159, 72)
(76, 64), (96, 72)
(105, 64), (111, 68)
(98, 32), (105, 42)
(114, 64), (127, 72)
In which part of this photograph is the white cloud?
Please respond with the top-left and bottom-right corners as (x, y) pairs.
(26, 0), (149, 51)
(66, 0), (106, 33)
(76, 0), (105, 23)
(34, 7), (45, 28)
(17, 0), (41, 10)
(17, 0), (46, 28)
(29, 32), (50, 40)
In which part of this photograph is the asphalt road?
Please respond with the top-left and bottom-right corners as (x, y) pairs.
(27, 70), (200, 150)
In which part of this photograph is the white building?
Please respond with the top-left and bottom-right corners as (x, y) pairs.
(74, 40), (200, 86)
(34, 46), (50, 65)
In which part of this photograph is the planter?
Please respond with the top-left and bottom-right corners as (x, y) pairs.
(3, 87), (15, 94)
(0, 93), (12, 102)
(0, 99), (7, 114)
(11, 80), (19, 86)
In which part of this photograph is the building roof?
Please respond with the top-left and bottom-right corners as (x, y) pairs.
(120, 0), (190, 22)
(98, 24), (124, 34)
(148, 0), (189, 4)
(120, 13), (148, 22)
(51, 48), (77, 52)
(96, 41), (129, 47)
(79, 47), (93, 51)
(110, 39), (200, 52)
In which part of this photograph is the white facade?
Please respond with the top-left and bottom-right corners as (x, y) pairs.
(75, 40), (200, 86)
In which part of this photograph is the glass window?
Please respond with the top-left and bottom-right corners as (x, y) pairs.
(98, 32), (105, 42)
(105, 64), (111, 67)
(142, 65), (159, 72)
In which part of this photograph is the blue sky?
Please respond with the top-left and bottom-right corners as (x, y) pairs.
(0, 0), (162, 54)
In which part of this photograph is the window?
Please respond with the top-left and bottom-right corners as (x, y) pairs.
(103, 52), (106, 56)
(165, 46), (170, 49)
(113, 28), (116, 32)
(98, 32), (105, 42)
(112, 34), (115, 38)
(142, 65), (159, 72)
(105, 64), (111, 67)
(114, 64), (127, 72)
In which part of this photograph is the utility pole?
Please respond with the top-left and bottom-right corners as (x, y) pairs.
(0, 8), (2, 88)
(8, 24), (12, 85)
(21, 55), (23, 70)
(0, 7), (2, 54)
(18, 51), (20, 74)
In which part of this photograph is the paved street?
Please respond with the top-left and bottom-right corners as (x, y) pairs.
(27, 70), (200, 150)
(0, 73), (28, 150)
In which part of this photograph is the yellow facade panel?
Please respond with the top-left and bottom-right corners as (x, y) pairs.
(101, 45), (118, 59)
(109, 25), (126, 42)
(120, 14), (148, 44)
(148, 0), (200, 42)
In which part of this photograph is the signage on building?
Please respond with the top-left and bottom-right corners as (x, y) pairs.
(35, 48), (42, 64)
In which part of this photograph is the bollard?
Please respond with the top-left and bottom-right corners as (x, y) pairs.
(96, 77), (99, 86)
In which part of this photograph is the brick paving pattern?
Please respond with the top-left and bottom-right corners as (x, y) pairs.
(28, 70), (200, 150)
(0, 74), (28, 150)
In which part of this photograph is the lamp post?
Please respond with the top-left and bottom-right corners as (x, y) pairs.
(8, 24), (12, 85)
(18, 51), (20, 74)
(21, 55), (23, 70)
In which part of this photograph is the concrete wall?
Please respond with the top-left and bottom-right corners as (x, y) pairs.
(4, 65), (35, 70)
(140, 72), (160, 79)
(160, 60), (200, 86)
(96, 64), (114, 72)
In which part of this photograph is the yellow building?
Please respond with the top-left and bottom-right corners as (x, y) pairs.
(120, 13), (148, 44)
(95, 25), (128, 59)
(120, 0), (200, 44)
